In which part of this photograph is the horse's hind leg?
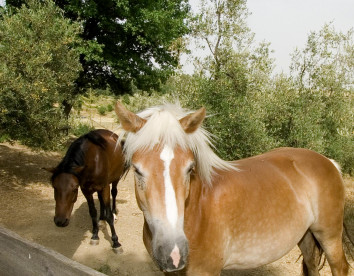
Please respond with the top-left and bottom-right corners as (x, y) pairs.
(97, 193), (106, 230)
(111, 180), (119, 220)
(310, 179), (349, 275)
(298, 230), (322, 276)
(312, 228), (349, 276)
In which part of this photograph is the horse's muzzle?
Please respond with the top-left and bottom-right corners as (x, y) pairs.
(54, 216), (70, 227)
(153, 236), (188, 272)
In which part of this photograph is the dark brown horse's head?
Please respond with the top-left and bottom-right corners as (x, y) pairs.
(43, 167), (83, 227)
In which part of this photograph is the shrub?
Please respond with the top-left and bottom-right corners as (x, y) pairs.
(71, 123), (94, 137)
(0, 0), (82, 149)
(97, 106), (107, 115)
(106, 104), (113, 112)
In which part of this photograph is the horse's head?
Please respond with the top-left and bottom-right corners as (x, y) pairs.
(115, 101), (207, 272)
(43, 167), (82, 227)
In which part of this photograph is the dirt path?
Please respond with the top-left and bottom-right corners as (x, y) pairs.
(0, 142), (353, 275)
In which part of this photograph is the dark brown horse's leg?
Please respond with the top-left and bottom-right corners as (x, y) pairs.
(111, 180), (119, 218)
(84, 193), (100, 245)
(97, 193), (106, 230)
(298, 230), (322, 276)
(101, 185), (122, 253)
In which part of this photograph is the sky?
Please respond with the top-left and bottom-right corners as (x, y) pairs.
(187, 0), (354, 74)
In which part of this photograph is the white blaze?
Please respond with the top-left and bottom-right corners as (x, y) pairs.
(160, 145), (178, 228)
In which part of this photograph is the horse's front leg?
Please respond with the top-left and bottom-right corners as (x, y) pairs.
(100, 185), (122, 253)
(84, 192), (99, 245)
(111, 180), (119, 220)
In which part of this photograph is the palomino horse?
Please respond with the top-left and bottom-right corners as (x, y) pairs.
(44, 129), (127, 252)
(115, 101), (349, 275)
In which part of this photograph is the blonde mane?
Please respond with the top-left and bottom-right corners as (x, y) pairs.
(118, 103), (238, 186)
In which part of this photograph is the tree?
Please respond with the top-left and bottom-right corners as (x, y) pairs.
(0, 0), (82, 148)
(7, 0), (190, 95)
(290, 24), (353, 172)
(190, 0), (252, 77)
(173, 0), (277, 160)
(263, 24), (354, 173)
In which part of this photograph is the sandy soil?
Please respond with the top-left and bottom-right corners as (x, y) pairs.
(0, 141), (353, 276)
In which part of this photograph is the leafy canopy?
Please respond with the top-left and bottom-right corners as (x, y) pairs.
(7, 0), (190, 93)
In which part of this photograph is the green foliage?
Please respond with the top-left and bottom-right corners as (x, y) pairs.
(71, 123), (94, 137)
(106, 104), (113, 112)
(7, 0), (191, 93)
(288, 24), (353, 173)
(190, 0), (252, 77)
(119, 89), (176, 113)
(171, 22), (353, 173)
(169, 75), (277, 160)
(176, 0), (277, 160)
(97, 106), (107, 116)
(264, 75), (325, 150)
(0, 133), (10, 143)
(0, 0), (82, 149)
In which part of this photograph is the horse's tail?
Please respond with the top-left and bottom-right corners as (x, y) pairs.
(299, 234), (326, 276)
(343, 222), (354, 261)
(329, 158), (342, 174)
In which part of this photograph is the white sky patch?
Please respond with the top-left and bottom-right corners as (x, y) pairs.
(160, 145), (178, 228)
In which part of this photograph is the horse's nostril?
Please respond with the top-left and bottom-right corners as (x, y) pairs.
(54, 217), (69, 227)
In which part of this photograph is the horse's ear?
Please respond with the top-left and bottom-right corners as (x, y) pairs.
(42, 167), (57, 174)
(179, 107), (206, 133)
(115, 101), (146, 133)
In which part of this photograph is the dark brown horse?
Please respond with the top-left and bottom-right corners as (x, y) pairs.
(44, 129), (127, 252)
(115, 101), (350, 275)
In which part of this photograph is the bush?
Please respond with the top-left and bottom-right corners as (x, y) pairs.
(106, 104), (113, 112)
(0, 0), (82, 149)
(97, 106), (107, 115)
(176, 76), (277, 160)
(71, 123), (94, 137)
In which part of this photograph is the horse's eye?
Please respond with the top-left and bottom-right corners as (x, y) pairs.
(133, 165), (144, 177)
(72, 189), (78, 202)
(135, 169), (143, 177)
(187, 162), (196, 175)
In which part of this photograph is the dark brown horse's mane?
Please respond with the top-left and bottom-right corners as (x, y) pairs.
(51, 131), (107, 182)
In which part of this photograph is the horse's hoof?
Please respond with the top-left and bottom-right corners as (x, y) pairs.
(113, 246), (123, 254)
(98, 220), (106, 230)
(90, 239), (99, 246)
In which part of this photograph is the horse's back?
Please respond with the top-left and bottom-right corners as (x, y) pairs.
(82, 129), (125, 187)
(230, 147), (345, 224)
(233, 147), (343, 193)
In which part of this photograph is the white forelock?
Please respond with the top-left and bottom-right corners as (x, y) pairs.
(118, 103), (238, 186)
